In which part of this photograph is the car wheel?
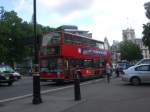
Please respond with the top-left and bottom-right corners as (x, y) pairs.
(8, 82), (13, 86)
(131, 77), (140, 86)
(14, 77), (18, 81)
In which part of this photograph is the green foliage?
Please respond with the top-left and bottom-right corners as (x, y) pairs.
(119, 41), (142, 61)
(0, 7), (55, 65)
(142, 23), (150, 51)
(143, 2), (150, 51)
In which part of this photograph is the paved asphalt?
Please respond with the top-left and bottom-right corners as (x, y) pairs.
(0, 76), (70, 100)
(1, 77), (150, 112)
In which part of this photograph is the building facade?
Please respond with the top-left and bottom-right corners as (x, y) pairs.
(57, 25), (92, 38)
(122, 28), (135, 41)
(104, 37), (110, 50)
(111, 40), (121, 62)
(122, 28), (150, 59)
(133, 39), (150, 58)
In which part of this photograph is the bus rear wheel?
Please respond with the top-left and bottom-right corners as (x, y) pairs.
(55, 80), (64, 85)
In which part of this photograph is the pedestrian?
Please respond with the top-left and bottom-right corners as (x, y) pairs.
(115, 68), (120, 77)
(106, 62), (112, 83)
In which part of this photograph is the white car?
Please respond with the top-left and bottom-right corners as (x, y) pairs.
(122, 64), (150, 85)
(0, 65), (21, 81)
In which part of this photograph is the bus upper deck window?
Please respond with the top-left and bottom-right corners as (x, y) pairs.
(50, 33), (60, 44)
(42, 34), (52, 46)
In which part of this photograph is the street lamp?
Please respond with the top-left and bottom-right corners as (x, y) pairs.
(32, 0), (42, 104)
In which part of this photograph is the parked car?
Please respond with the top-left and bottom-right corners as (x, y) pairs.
(0, 65), (21, 80)
(122, 64), (150, 85)
(0, 65), (15, 85)
(115, 62), (132, 74)
(136, 58), (150, 65)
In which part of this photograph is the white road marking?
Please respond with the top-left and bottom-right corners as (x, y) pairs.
(0, 78), (103, 103)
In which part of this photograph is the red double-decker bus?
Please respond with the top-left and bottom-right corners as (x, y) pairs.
(39, 31), (111, 83)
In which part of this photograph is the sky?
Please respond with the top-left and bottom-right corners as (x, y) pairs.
(0, 0), (149, 45)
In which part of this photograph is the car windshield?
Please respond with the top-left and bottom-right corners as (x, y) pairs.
(0, 66), (14, 73)
(136, 59), (150, 65)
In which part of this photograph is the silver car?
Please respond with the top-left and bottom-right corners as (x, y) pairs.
(136, 58), (150, 65)
(122, 64), (150, 85)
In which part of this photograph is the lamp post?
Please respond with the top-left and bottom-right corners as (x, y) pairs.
(32, 0), (42, 104)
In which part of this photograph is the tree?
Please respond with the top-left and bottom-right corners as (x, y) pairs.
(142, 23), (150, 51)
(119, 41), (142, 62)
(0, 10), (27, 65)
(142, 2), (150, 51)
(0, 7), (55, 66)
(0, 9), (34, 65)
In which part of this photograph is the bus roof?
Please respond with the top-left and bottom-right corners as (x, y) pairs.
(61, 31), (104, 44)
(43, 30), (104, 44)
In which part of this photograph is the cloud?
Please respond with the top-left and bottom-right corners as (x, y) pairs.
(14, 0), (32, 13)
(84, 0), (149, 43)
(13, 0), (33, 21)
(38, 0), (94, 15)
(11, 0), (149, 44)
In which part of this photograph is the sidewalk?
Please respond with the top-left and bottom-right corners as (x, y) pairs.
(1, 77), (150, 112)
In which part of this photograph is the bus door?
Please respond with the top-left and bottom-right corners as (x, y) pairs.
(63, 59), (73, 79)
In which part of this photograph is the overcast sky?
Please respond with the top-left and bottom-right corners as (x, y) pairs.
(0, 0), (149, 44)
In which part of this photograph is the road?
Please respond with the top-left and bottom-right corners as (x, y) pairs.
(1, 75), (150, 104)
(1, 76), (150, 112)
(0, 76), (71, 100)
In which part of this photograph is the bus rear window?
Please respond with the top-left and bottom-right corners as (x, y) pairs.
(40, 58), (62, 73)
(42, 33), (60, 46)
